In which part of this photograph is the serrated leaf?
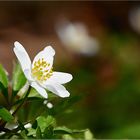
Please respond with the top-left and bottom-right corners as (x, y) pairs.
(36, 127), (42, 139)
(0, 64), (8, 88)
(12, 62), (26, 92)
(36, 116), (55, 132)
(0, 106), (14, 122)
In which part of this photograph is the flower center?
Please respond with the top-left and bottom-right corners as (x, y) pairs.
(31, 58), (53, 82)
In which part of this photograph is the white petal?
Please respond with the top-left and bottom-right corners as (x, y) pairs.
(31, 82), (48, 99)
(32, 46), (55, 71)
(13, 41), (31, 72)
(44, 46), (55, 56)
(46, 72), (73, 84)
(45, 83), (70, 98)
(24, 69), (34, 81)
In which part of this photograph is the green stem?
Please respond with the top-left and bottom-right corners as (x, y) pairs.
(12, 86), (31, 116)
(0, 126), (10, 132)
(0, 86), (31, 132)
(10, 90), (17, 106)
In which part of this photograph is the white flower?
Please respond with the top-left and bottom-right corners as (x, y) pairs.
(43, 100), (48, 105)
(129, 7), (140, 34)
(13, 41), (73, 99)
(24, 123), (32, 129)
(43, 100), (53, 108)
(56, 21), (99, 56)
(5, 122), (32, 130)
(47, 102), (53, 108)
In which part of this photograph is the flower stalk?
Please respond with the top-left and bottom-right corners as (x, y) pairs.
(12, 86), (31, 116)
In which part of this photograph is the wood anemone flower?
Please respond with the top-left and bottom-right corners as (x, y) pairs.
(13, 41), (73, 99)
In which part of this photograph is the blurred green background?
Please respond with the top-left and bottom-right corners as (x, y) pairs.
(0, 1), (140, 138)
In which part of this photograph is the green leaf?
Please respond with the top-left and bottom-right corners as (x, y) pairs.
(62, 134), (74, 140)
(12, 62), (26, 92)
(43, 126), (54, 139)
(0, 64), (8, 98)
(20, 130), (28, 139)
(84, 129), (94, 140)
(36, 127), (42, 139)
(0, 64), (8, 88)
(0, 106), (14, 122)
(27, 128), (36, 137)
(54, 126), (86, 135)
(0, 81), (8, 98)
(36, 116), (55, 132)
(32, 120), (37, 129)
(72, 129), (86, 134)
(18, 121), (28, 133)
(54, 126), (72, 134)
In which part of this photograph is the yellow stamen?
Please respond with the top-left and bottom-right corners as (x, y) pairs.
(31, 58), (53, 82)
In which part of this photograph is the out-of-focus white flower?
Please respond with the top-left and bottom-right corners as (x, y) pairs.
(56, 21), (99, 56)
(43, 100), (48, 105)
(47, 102), (53, 108)
(43, 100), (53, 108)
(24, 123), (32, 129)
(13, 41), (73, 99)
(5, 123), (32, 130)
(9, 109), (14, 114)
(129, 7), (140, 34)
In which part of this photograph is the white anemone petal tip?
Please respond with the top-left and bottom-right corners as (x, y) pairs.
(14, 41), (21, 47)
(44, 46), (55, 56)
(60, 91), (70, 98)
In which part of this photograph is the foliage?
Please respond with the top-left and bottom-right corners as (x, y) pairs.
(0, 62), (93, 139)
